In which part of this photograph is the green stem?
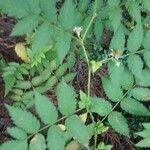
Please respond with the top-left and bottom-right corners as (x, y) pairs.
(80, 42), (91, 97)
(80, 41), (97, 149)
(120, 49), (147, 58)
(101, 49), (148, 64)
(28, 108), (83, 139)
(82, 12), (97, 42)
(79, 1), (98, 149)
(82, 0), (97, 42)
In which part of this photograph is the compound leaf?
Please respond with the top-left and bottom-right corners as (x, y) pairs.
(143, 123), (150, 130)
(136, 130), (150, 138)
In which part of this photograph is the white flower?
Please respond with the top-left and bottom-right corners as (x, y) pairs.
(115, 61), (120, 67)
(73, 26), (83, 37)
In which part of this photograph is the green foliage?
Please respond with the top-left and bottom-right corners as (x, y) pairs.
(120, 98), (150, 116)
(108, 61), (124, 87)
(7, 127), (27, 140)
(47, 126), (65, 150)
(127, 54), (143, 78)
(127, 23), (143, 52)
(0, 91), (96, 149)
(136, 123), (150, 148)
(131, 87), (150, 101)
(34, 91), (58, 125)
(97, 142), (113, 150)
(1, 0), (150, 149)
(6, 105), (40, 134)
(56, 31), (71, 64)
(142, 0), (150, 12)
(56, 80), (77, 116)
(29, 133), (46, 150)
(126, 0), (141, 23)
(108, 0), (121, 32)
(65, 115), (90, 145)
(120, 67), (134, 90)
(109, 26), (125, 52)
(143, 51), (150, 68)
(11, 16), (40, 36)
(3, 74), (16, 96)
(0, 0), (28, 18)
(101, 76), (123, 102)
(94, 17), (103, 44)
(2, 52), (76, 107)
(90, 97), (112, 116)
(136, 68), (150, 87)
(108, 111), (129, 137)
(32, 23), (52, 52)
(58, 0), (76, 30)
(0, 140), (28, 150)
(143, 29), (150, 49)
(39, 0), (56, 22)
